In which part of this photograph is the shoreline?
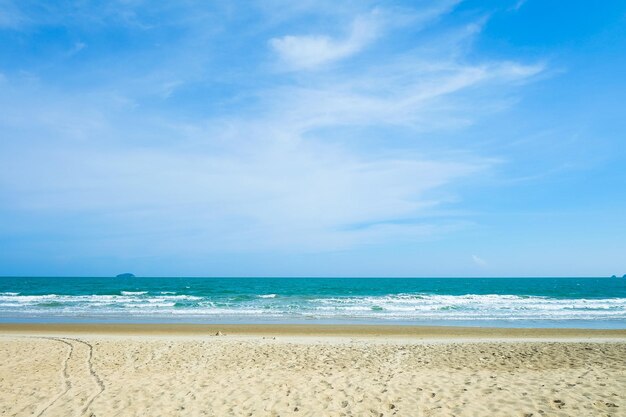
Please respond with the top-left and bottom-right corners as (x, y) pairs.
(2, 322), (626, 339)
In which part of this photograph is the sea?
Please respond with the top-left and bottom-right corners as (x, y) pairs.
(1, 277), (625, 328)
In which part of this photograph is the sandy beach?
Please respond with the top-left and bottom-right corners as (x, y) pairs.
(1, 325), (625, 417)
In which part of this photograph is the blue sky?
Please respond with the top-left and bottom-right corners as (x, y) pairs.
(0, 0), (625, 277)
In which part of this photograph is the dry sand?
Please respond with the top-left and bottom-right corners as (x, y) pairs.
(1, 324), (625, 416)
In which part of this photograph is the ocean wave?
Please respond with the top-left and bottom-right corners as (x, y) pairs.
(1, 292), (626, 322)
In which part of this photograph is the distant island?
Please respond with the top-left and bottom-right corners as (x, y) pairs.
(116, 273), (135, 278)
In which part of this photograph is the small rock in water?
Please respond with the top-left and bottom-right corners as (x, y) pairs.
(215, 331), (225, 336)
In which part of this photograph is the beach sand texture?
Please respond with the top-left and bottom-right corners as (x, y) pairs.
(1, 329), (625, 416)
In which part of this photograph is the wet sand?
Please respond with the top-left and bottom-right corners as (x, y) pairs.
(2, 322), (626, 338)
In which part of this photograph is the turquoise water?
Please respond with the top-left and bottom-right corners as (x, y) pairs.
(1, 277), (625, 328)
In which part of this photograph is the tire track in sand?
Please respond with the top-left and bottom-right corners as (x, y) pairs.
(30, 337), (105, 417)
(33, 337), (73, 417)
(64, 337), (106, 416)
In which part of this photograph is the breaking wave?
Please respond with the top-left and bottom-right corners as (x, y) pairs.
(1, 291), (626, 323)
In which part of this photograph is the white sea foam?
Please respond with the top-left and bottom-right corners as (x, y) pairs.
(1, 292), (626, 322)
(305, 294), (626, 320)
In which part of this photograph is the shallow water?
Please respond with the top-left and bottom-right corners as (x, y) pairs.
(1, 277), (625, 328)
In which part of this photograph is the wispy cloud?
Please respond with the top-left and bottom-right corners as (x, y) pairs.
(269, 12), (381, 70)
(0, 1), (545, 259)
(511, 0), (528, 11)
(472, 255), (488, 267)
(268, 1), (461, 71)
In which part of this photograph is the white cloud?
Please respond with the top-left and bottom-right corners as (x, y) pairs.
(0, 129), (486, 253)
(269, 12), (380, 70)
(472, 255), (488, 267)
(0, 2), (546, 258)
(268, 1), (463, 71)
(69, 41), (87, 55)
(260, 60), (544, 133)
(158, 80), (183, 99)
